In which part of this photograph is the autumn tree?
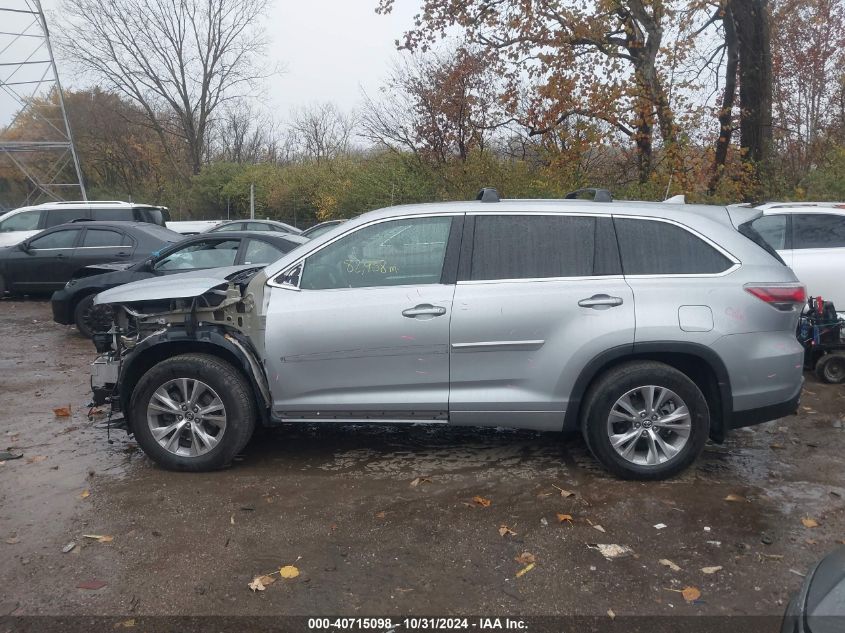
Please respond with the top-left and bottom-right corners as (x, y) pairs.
(59, 0), (272, 175)
(378, 0), (685, 184)
(287, 103), (356, 164)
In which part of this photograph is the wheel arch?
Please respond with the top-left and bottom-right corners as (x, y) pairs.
(118, 328), (270, 432)
(563, 342), (731, 442)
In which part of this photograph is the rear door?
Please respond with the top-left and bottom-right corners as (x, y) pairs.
(76, 228), (134, 268)
(790, 212), (845, 306)
(448, 213), (635, 430)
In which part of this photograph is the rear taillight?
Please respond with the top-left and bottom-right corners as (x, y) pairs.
(744, 283), (806, 310)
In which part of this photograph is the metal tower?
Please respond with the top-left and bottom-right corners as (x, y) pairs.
(0, 0), (86, 208)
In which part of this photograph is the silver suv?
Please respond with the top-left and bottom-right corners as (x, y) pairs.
(90, 190), (805, 479)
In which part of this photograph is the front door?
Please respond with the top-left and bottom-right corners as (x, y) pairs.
(263, 214), (460, 421)
(11, 228), (82, 291)
(449, 213), (635, 430)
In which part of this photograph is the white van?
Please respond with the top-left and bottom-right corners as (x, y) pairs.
(750, 202), (845, 310)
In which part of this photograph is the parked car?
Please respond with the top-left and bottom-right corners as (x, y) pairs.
(206, 219), (302, 235)
(300, 219), (345, 239)
(0, 201), (171, 247)
(53, 231), (307, 338)
(166, 220), (223, 235)
(0, 221), (181, 297)
(782, 545), (845, 633)
(750, 202), (845, 310)
(90, 189), (805, 479)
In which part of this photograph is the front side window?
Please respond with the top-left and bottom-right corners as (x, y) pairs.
(614, 218), (733, 275)
(470, 215), (612, 280)
(0, 210), (42, 232)
(751, 215), (788, 250)
(243, 239), (285, 264)
(793, 213), (845, 249)
(29, 229), (80, 249)
(82, 229), (125, 247)
(299, 216), (453, 290)
(154, 239), (240, 271)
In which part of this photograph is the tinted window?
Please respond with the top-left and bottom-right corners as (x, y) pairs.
(0, 210), (41, 231)
(44, 208), (89, 227)
(208, 222), (242, 233)
(244, 222), (272, 231)
(29, 229), (80, 249)
(135, 207), (167, 225)
(470, 215), (602, 280)
(614, 218), (732, 275)
(793, 213), (845, 249)
(300, 216), (452, 290)
(751, 215), (788, 250)
(243, 239), (284, 264)
(83, 229), (125, 247)
(154, 239), (240, 270)
(91, 208), (131, 221)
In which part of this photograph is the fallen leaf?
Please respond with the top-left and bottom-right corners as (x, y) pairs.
(701, 566), (723, 575)
(802, 517), (819, 528)
(515, 552), (536, 564)
(26, 455), (47, 464)
(82, 534), (113, 543)
(375, 511), (386, 519)
(770, 444), (785, 450)
(5, 537), (19, 544)
(230, 515), (235, 525)
(515, 562), (535, 578)
(556, 513), (573, 524)
(248, 576), (269, 592)
(588, 544), (634, 560)
(62, 542), (76, 553)
(79, 490), (90, 499)
(552, 484), (576, 498)
(280, 565), (300, 579)
(53, 406), (71, 417)
(498, 525), (516, 537)
(653, 523), (667, 530)
(77, 579), (107, 590)
(607, 609), (616, 620)
(472, 496), (492, 508)
(592, 524), (606, 533)
(659, 559), (681, 572)
(114, 619), (136, 628)
(682, 586), (701, 602)
(724, 494), (746, 502)
(806, 539), (818, 545)
(410, 477), (432, 487)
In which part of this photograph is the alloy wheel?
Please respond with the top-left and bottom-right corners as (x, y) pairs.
(146, 378), (227, 457)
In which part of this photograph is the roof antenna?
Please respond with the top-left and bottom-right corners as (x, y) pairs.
(476, 187), (500, 203)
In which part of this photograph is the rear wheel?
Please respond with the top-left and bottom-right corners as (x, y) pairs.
(0, 274), (5, 297)
(816, 353), (845, 384)
(73, 293), (113, 339)
(129, 354), (256, 471)
(581, 361), (710, 480)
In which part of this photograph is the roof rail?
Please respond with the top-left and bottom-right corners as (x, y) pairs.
(50, 200), (129, 205)
(564, 188), (613, 202)
(476, 187), (500, 203)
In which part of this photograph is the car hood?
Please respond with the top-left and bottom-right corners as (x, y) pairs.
(94, 265), (256, 305)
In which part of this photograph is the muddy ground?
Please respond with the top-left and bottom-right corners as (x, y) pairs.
(1, 299), (844, 624)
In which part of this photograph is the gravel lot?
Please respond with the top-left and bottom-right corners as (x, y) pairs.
(1, 299), (844, 626)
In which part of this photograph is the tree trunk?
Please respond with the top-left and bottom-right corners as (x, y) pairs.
(709, 5), (739, 194)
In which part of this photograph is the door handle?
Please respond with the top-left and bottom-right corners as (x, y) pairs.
(115, 252), (130, 258)
(578, 294), (623, 309)
(402, 304), (447, 318)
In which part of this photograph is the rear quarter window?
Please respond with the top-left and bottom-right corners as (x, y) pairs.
(793, 213), (845, 249)
(614, 218), (733, 275)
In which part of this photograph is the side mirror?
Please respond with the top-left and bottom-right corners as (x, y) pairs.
(18, 241), (31, 253)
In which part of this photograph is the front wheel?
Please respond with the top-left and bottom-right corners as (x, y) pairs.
(74, 293), (114, 339)
(581, 361), (710, 480)
(129, 354), (256, 471)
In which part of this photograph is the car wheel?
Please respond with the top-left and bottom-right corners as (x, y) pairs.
(0, 274), (5, 297)
(129, 354), (256, 471)
(815, 353), (845, 384)
(73, 294), (114, 339)
(581, 361), (710, 480)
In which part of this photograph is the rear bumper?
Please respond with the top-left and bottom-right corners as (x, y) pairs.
(728, 381), (802, 429)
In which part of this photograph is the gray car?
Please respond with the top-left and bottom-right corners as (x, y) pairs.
(89, 189), (805, 479)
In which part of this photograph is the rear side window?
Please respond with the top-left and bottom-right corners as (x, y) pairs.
(91, 208), (130, 221)
(134, 207), (167, 226)
(793, 213), (845, 249)
(469, 215), (619, 280)
(44, 208), (90, 227)
(82, 229), (125, 247)
(614, 218), (733, 275)
(739, 219), (787, 265)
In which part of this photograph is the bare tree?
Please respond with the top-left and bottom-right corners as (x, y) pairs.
(287, 103), (356, 164)
(215, 103), (280, 164)
(59, 0), (272, 175)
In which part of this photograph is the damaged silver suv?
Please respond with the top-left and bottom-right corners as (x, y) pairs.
(90, 190), (806, 479)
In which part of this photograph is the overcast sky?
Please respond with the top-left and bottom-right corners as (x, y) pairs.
(29, 0), (422, 124)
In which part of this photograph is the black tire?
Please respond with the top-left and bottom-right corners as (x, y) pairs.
(129, 353), (256, 471)
(0, 274), (5, 297)
(581, 361), (710, 480)
(73, 293), (113, 339)
(815, 353), (845, 384)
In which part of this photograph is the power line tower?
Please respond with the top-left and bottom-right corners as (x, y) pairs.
(0, 0), (86, 209)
